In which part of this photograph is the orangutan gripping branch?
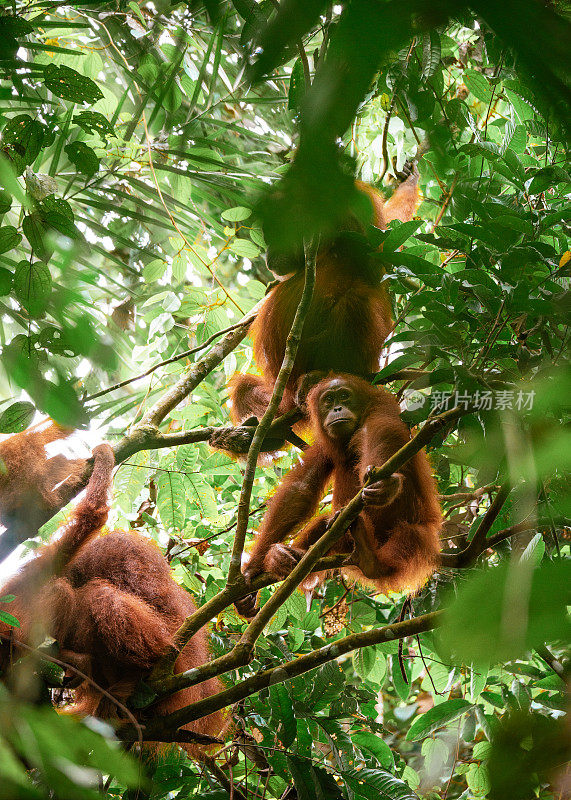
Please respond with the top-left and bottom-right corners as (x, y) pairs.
(227, 170), (421, 425)
(0, 437), (224, 754)
(235, 374), (441, 618)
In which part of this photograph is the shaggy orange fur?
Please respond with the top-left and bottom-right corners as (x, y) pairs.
(0, 441), (224, 754)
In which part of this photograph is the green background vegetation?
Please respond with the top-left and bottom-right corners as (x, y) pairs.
(0, 0), (569, 798)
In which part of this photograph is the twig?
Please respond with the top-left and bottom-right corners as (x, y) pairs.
(440, 483), (511, 567)
(201, 753), (248, 800)
(430, 174), (458, 231)
(535, 644), (566, 682)
(84, 319), (255, 403)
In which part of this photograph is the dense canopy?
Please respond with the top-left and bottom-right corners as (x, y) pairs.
(0, 1), (569, 799)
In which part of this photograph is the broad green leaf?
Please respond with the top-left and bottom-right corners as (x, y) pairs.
(156, 470), (186, 531)
(467, 762), (490, 796)
(306, 662), (345, 712)
(2, 114), (44, 173)
(73, 111), (115, 139)
(22, 213), (52, 262)
(313, 765), (344, 800)
(270, 684), (296, 748)
(286, 754), (318, 800)
(44, 64), (103, 104)
(0, 401), (35, 433)
(143, 258), (167, 282)
(13, 259), (52, 315)
(353, 732), (394, 769)
(221, 206), (251, 222)
(367, 651), (387, 685)
(406, 699), (472, 741)
(353, 645), (377, 679)
(0, 610), (20, 628)
(0, 226), (21, 254)
(343, 767), (420, 800)
(463, 69), (493, 105)
(421, 31), (441, 80)
(228, 238), (260, 258)
(383, 220), (422, 252)
(64, 141), (99, 176)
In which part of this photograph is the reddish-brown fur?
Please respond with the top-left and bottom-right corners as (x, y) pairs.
(228, 175), (420, 423)
(0, 422), (86, 541)
(0, 442), (224, 755)
(237, 375), (441, 612)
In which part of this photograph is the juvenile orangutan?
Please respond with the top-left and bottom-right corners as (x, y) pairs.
(235, 374), (441, 617)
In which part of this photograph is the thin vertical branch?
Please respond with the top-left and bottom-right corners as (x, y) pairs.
(227, 237), (319, 583)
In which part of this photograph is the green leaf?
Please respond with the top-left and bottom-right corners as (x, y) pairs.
(392, 652), (412, 701)
(0, 610), (20, 628)
(353, 732), (394, 770)
(2, 114), (44, 174)
(156, 470), (186, 531)
(73, 111), (115, 139)
(353, 645), (377, 679)
(228, 238), (260, 258)
(313, 765), (345, 800)
(286, 754), (318, 800)
(367, 651), (387, 685)
(467, 762), (490, 796)
(44, 64), (103, 105)
(527, 165), (571, 195)
(270, 684), (296, 748)
(421, 31), (441, 80)
(13, 259), (52, 316)
(0, 401), (35, 433)
(343, 767), (420, 800)
(469, 661), (489, 702)
(184, 473), (217, 518)
(306, 662), (346, 712)
(22, 213), (52, 262)
(0, 226), (21, 254)
(406, 699), (472, 741)
(221, 206), (251, 222)
(0, 190), (12, 215)
(463, 69), (493, 104)
(288, 57), (306, 111)
(39, 195), (74, 221)
(143, 259), (167, 282)
(64, 141), (99, 176)
(383, 220), (422, 252)
(442, 561), (571, 665)
(0, 268), (12, 296)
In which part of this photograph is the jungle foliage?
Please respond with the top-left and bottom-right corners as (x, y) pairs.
(0, 0), (569, 798)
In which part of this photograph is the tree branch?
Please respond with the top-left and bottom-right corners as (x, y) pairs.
(84, 318), (256, 403)
(227, 237), (319, 584)
(439, 482), (511, 567)
(0, 311), (256, 563)
(120, 611), (443, 743)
